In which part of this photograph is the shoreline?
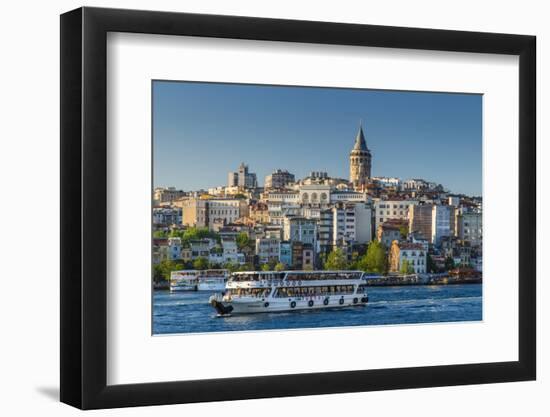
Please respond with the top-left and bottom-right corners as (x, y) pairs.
(153, 274), (482, 290)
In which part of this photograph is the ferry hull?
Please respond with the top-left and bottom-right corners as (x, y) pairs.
(210, 294), (368, 315)
(170, 285), (197, 292)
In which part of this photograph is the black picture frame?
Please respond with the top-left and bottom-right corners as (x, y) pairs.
(60, 6), (536, 410)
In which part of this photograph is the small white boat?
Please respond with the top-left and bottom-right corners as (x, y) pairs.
(209, 270), (375, 315)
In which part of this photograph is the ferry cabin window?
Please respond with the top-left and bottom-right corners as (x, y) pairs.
(274, 285), (356, 297)
(228, 288), (272, 297)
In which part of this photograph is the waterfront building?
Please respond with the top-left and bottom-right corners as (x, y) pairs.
(153, 187), (186, 204)
(389, 241), (427, 274)
(152, 238), (169, 264)
(152, 237), (183, 264)
(221, 237), (243, 264)
(264, 169), (295, 189)
(228, 162), (258, 189)
(457, 211), (483, 247)
(409, 204), (434, 242)
(408, 232), (430, 252)
(189, 238), (216, 259)
(374, 199), (417, 230)
(431, 205), (455, 246)
(349, 124), (372, 189)
(255, 237), (281, 264)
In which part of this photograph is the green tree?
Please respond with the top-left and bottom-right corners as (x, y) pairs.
(261, 263), (271, 271)
(180, 227), (220, 244)
(427, 253), (437, 273)
(239, 262), (255, 272)
(400, 259), (415, 274)
(444, 256), (455, 271)
(274, 262), (286, 272)
(357, 241), (388, 274)
(324, 248), (349, 270)
(224, 261), (240, 273)
(153, 230), (167, 238)
(398, 225), (409, 239)
(153, 260), (178, 282)
(193, 257), (209, 270)
(236, 232), (251, 250)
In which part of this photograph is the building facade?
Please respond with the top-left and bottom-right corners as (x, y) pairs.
(283, 216), (317, 247)
(431, 205), (455, 246)
(409, 204), (434, 242)
(181, 197), (248, 230)
(153, 187), (186, 204)
(374, 199), (417, 231)
(457, 211), (483, 246)
(255, 237), (281, 264)
(389, 241), (427, 274)
(227, 162), (258, 188)
(264, 169), (295, 189)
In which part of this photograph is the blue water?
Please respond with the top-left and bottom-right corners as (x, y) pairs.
(152, 284), (482, 335)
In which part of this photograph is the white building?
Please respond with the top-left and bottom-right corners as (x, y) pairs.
(263, 191), (300, 205)
(389, 241), (427, 274)
(372, 176), (402, 189)
(374, 199), (418, 230)
(255, 237), (281, 264)
(298, 184), (331, 206)
(167, 237), (182, 261)
(330, 190), (368, 203)
(318, 203), (372, 251)
(188, 239), (216, 260)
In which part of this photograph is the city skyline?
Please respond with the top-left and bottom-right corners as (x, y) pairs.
(153, 81), (482, 196)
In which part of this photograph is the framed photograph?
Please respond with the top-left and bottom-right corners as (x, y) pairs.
(60, 6), (536, 409)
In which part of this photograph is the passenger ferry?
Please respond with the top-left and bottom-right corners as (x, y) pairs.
(197, 269), (229, 291)
(209, 270), (373, 315)
(170, 269), (229, 292)
(170, 270), (199, 292)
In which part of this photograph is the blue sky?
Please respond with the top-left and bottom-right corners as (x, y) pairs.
(153, 81), (482, 196)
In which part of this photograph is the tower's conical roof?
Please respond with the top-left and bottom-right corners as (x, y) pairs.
(353, 124), (369, 151)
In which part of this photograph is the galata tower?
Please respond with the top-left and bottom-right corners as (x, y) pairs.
(349, 123), (372, 189)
